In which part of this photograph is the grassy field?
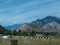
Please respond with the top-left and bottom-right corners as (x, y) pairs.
(0, 37), (60, 45)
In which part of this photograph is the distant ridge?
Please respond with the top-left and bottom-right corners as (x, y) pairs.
(4, 24), (22, 30)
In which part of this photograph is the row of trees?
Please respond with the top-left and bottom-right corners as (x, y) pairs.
(2, 30), (36, 37)
(1, 29), (60, 37)
(12, 30), (36, 37)
(37, 32), (60, 36)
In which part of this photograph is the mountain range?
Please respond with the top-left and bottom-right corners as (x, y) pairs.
(17, 16), (60, 32)
(3, 16), (60, 32)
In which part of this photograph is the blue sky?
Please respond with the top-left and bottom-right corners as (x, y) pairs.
(0, 0), (60, 26)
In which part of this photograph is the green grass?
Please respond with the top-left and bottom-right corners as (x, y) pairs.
(0, 37), (60, 45)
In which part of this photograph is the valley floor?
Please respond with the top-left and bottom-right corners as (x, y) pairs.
(0, 37), (60, 45)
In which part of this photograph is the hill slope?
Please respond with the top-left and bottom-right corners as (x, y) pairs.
(18, 16), (60, 32)
(0, 25), (7, 34)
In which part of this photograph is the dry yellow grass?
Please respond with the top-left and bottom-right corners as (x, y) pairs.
(0, 37), (60, 45)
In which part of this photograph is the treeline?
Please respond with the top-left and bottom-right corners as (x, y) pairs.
(37, 32), (60, 36)
(1, 30), (36, 37)
(11, 30), (60, 37)
(11, 30), (36, 37)
(1, 29), (60, 37)
(0, 30), (12, 35)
